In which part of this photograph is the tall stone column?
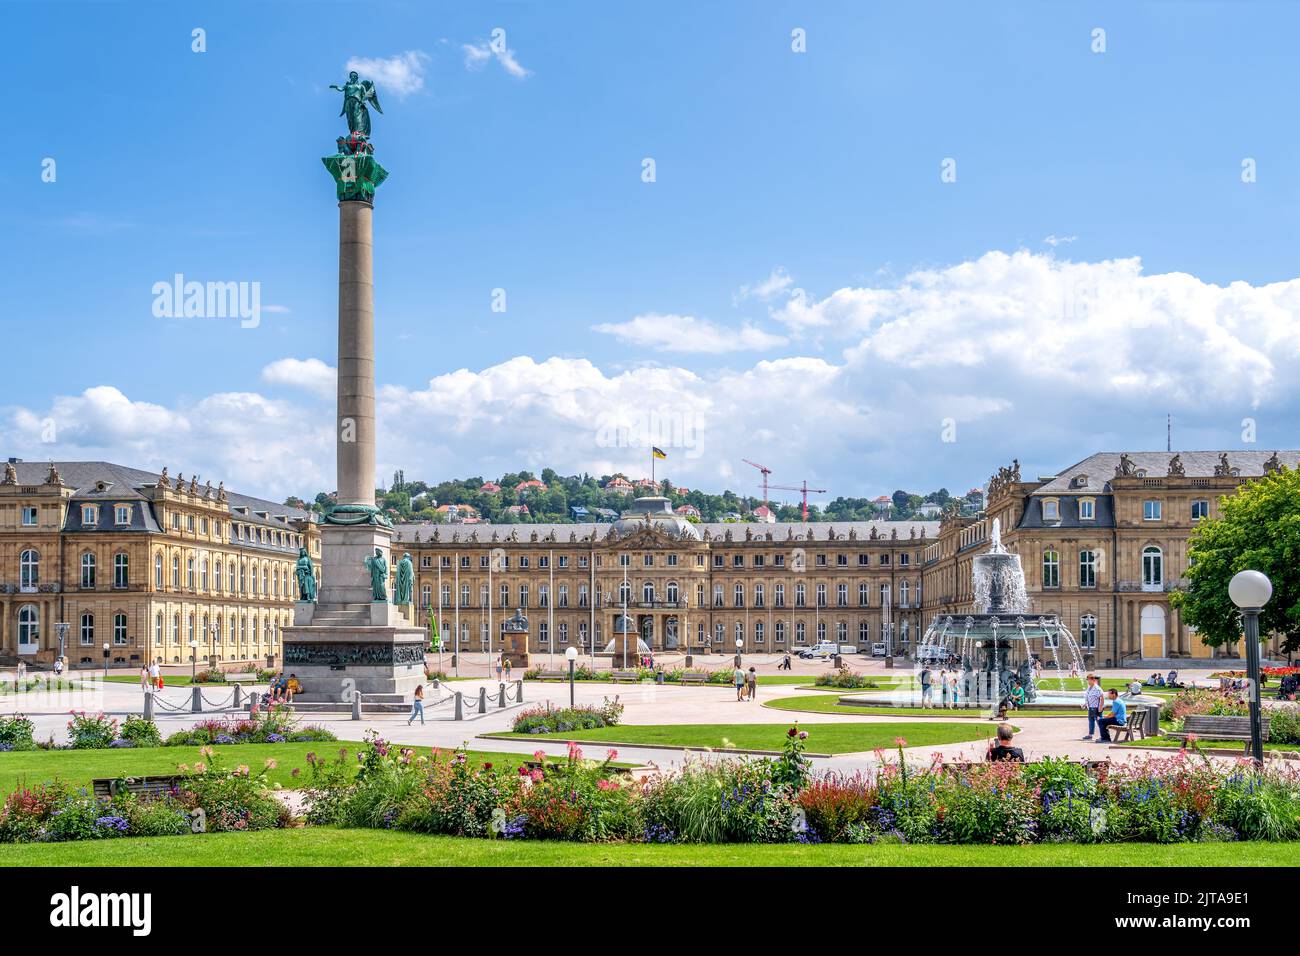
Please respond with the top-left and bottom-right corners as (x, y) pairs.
(336, 201), (376, 508)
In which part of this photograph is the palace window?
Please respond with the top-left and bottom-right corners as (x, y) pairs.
(559, 585), (570, 607)
(733, 583), (744, 608)
(713, 585), (723, 608)
(795, 583), (806, 608)
(816, 621), (827, 643)
(461, 584), (471, 607)
(1143, 499), (1162, 521)
(775, 584), (785, 608)
(754, 583), (764, 608)
(1042, 550), (1060, 589)
(17, 605), (39, 649)
(81, 552), (96, 589)
(644, 581), (656, 603)
(1079, 614), (1097, 649)
(187, 557), (195, 589)
(114, 553), (129, 589)
(558, 622), (568, 644)
(859, 583), (869, 607)
(19, 549), (39, 590)
(1042, 498), (1059, 521)
(82, 505), (98, 525)
(578, 584), (589, 608)
(1142, 547), (1163, 589)
(816, 554), (827, 568)
(858, 553), (869, 566)
(1192, 499), (1210, 521)
(420, 584), (431, 608)
(200, 557), (208, 591)
(538, 555), (549, 569)
(115, 505), (131, 526)
(21, 506), (37, 527)
(836, 621), (848, 643)
(1079, 549), (1097, 589)
(1079, 498), (1095, 520)
(538, 620), (549, 644)
(80, 612), (94, 646)
(440, 584), (451, 608)
(773, 554), (785, 567)
(714, 623), (724, 644)
(155, 612), (163, 645)
(734, 622), (744, 645)
(837, 583), (848, 607)
(795, 621), (806, 643)
(859, 621), (870, 644)
(816, 584), (827, 608)
(559, 555), (569, 569)
(666, 581), (678, 603)
(899, 581), (910, 606)
(539, 585), (550, 608)
(643, 554), (653, 568)
(755, 620), (765, 644)
(775, 621), (786, 644)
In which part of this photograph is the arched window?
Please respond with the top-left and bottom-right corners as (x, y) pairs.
(18, 604), (39, 649)
(1078, 550), (1097, 589)
(186, 556), (195, 589)
(114, 552), (129, 589)
(155, 612), (163, 645)
(1042, 549), (1060, 589)
(666, 581), (679, 603)
(200, 557), (208, 591)
(155, 553), (163, 588)
(171, 554), (180, 587)
(80, 612), (94, 645)
(19, 549), (39, 590)
(899, 580), (910, 605)
(113, 613), (127, 646)
(81, 552), (96, 589)
(1142, 546), (1163, 589)
(171, 614), (180, 644)
(642, 580), (655, 603)
(1079, 614), (1097, 649)
(214, 559), (222, 592)
(619, 580), (631, 604)
(733, 583), (744, 608)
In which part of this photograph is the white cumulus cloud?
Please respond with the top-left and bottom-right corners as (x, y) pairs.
(344, 51), (430, 97)
(592, 313), (788, 354)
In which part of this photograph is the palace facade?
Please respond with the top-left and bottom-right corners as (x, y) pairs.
(0, 460), (319, 667)
(7, 448), (1293, 670)
(921, 450), (1298, 666)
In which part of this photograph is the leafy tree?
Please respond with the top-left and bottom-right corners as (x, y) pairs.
(1170, 467), (1300, 655)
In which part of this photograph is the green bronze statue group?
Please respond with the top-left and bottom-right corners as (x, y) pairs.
(293, 546), (413, 605)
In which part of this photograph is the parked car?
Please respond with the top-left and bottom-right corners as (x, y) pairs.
(915, 644), (951, 663)
(871, 642), (889, 657)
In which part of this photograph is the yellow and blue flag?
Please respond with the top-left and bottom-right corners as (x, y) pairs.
(652, 447), (667, 460)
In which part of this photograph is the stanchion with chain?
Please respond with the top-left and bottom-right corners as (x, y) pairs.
(191, 686), (203, 713)
(454, 691), (463, 720)
(478, 686), (487, 714)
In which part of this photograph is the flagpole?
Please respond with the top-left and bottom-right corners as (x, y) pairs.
(549, 548), (555, 669)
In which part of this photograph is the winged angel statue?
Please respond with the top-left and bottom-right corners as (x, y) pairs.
(330, 71), (383, 137)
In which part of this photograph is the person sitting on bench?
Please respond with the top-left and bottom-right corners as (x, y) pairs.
(986, 723), (1025, 762)
(1096, 688), (1127, 743)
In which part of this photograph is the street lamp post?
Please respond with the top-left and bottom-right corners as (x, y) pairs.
(735, 637), (743, 668)
(189, 638), (198, 681)
(565, 645), (578, 708)
(101, 642), (110, 679)
(1229, 569), (1273, 767)
(55, 621), (70, 663)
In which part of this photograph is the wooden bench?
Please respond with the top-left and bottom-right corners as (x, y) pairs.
(1168, 715), (1271, 752)
(225, 672), (259, 684)
(943, 759), (1110, 776)
(532, 670), (568, 681)
(610, 671), (642, 683)
(91, 774), (184, 801)
(677, 673), (710, 685)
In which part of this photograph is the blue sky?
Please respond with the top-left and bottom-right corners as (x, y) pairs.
(8, 1), (1300, 503)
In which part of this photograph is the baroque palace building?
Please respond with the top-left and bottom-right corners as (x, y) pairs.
(394, 496), (935, 662)
(0, 460), (319, 667)
(921, 450), (1298, 667)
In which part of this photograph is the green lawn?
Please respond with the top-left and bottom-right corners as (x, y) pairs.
(1, 827), (1294, 867)
(489, 721), (999, 754)
(762, 694), (1082, 719)
(0, 742), (543, 794)
(96, 674), (255, 687)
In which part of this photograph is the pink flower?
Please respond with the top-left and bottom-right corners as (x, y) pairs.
(895, 737), (908, 748)
(606, 749), (619, 761)
(530, 770), (544, 783)
(533, 750), (546, 762)
(264, 758), (277, 770)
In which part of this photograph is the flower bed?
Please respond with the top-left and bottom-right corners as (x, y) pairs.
(0, 750), (290, 843)
(162, 707), (336, 747)
(814, 668), (877, 690)
(0, 715), (37, 752)
(296, 728), (1300, 846)
(511, 698), (624, 734)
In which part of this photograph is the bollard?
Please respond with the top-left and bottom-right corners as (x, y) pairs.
(478, 686), (487, 714)
(515, 679), (523, 703)
(498, 682), (507, 708)
(191, 685), (202, 713)
(454, 691), (464, 721)
(232, 684), (243, 710)
(143, 691), (154, 721)
(351, 693), (362, 721)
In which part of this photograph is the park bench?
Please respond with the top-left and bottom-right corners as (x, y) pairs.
(610, 671), (641, 683)
(1167, 715), (1271, 752)
(943, 759), (1110, 777)
(91, 774), (184, 801)
(532, 671), (568, 681)
(225, 672), (259, 684)
(676, 673), (710, 685)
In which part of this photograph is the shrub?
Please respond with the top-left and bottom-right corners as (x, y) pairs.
(192, 669), (227, 684)
(1161, 689), (1248, 724)
(1265, 706), (1300, 745)
(796, 773), (877, 842)
(0, 715), (37, 752)
(119, 716), (162, 748)
(1213, 770), (1300, 841)
(934, 763), (1039, 845)
(66, 711), (118, 749)
(174, 749), (288, 832)
(640, 757), (795, 844)
(815, 668), (876, 690)
(511, 697), (623, 734)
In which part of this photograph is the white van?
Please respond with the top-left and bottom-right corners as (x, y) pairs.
(807, 642), (839, 658)
(915, 645), (950, 663)
(871, 642), (889, 657)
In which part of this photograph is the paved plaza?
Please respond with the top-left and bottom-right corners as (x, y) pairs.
(4, 654), (1255, 777)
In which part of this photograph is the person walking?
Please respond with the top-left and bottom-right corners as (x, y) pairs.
(779, 653), (792, 671)
(495, 655), (504, 682)
(148, 659), (160, 691)
(948, 671), (960, 708)
(1082, 673), (1103, 740)
(140, 664), (151, 692)
(938, 669), (950, 709)
(746, 666), (758, 701)
(408, 683), (425, 725)
(920, 666), (933, 708)
(733, 665), (746, 702)
(503, 657), (512, 682)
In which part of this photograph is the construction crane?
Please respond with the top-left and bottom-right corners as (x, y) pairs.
(742, 459), (772, 507)
(770, 480), (828, 522)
